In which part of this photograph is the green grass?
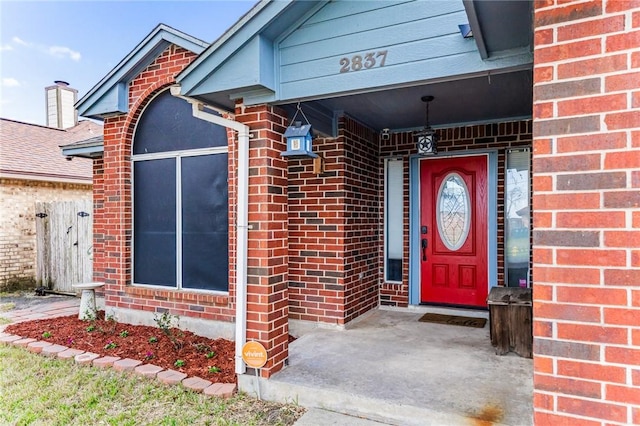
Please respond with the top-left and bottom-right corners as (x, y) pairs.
(0, 302), (16, 312)
(0, 345), (304, 425)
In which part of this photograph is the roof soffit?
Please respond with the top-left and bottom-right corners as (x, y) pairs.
(177, 0), (324, 103)
(76, 24), (208, 119)
(463, 0), (533, 60)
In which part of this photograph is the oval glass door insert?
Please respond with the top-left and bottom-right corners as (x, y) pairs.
(436, 173), (471, 251)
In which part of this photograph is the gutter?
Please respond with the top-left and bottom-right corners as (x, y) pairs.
(170, 86), (250, 375)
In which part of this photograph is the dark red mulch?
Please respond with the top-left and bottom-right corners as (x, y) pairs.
(5, 311), (236, 383)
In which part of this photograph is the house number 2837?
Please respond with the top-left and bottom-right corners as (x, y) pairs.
(339, 50), (388, 73)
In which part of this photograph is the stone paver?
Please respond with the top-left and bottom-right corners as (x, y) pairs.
(157, 369), (187, 385)
(0, 334), (21, 344)
(75, 352), (100, 365)
(41, 344), (69, 357)
(182, 376), (212, 393)
(58, 348), (85, 360)
(113, 358), (143, 372)
(216, 383), (237, 398)
(12, 337), (37, 347)
(203, 383), (237, 398)
(26, 341), (53, 353)
(93, 356), (121, 368)
(134, 363), (164, 378)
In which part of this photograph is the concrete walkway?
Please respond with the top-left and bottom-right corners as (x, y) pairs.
(242, 307), (533, 426)
(0, 296), (80, 326)
(1, 297), (533, 425)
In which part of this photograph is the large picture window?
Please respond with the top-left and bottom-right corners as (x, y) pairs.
(132, 90), (229, 292)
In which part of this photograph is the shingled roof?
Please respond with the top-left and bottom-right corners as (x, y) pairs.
(0, 118), (102, 183)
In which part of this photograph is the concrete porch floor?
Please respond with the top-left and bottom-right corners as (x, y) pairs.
(240, 307), (533, 425)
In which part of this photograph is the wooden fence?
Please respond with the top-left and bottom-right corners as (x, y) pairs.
(35, 200), (92, 293)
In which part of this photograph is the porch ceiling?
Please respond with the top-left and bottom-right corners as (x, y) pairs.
(280, 67), (533, 135)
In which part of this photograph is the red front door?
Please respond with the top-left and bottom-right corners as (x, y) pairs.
(420, 155), (488, 307)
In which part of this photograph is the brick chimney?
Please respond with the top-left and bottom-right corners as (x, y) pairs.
(45, 81), (78, 129)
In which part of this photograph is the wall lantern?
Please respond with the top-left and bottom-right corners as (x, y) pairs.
(458, 23), (473, 38)
(281, 103), (317, 158)
(415, 95), (438, 155)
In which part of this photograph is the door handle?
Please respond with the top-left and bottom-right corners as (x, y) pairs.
(421, 239), (428, 261)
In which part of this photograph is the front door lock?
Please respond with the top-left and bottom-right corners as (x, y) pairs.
(421, 239), (428, 261)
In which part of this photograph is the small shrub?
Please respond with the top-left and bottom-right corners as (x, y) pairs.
(174, 359), (185, 368)
(154, 312), (183, 350)
(194, 343), (210, 353)
(153, 311), (178, 333)
(145, 351), (154, 360)
(41, 331), (52, 339)
(149, 336), (158, 343)
(104, 341), (117, 350)
(208, 366), (220, 374)
(86, 324), (96, 332)
(103, 311), (117, 333)
(119, 330), (129, 338)
(205, 351), (216, 359)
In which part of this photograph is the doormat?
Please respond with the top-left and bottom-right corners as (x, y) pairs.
(418, 313), (487, 328)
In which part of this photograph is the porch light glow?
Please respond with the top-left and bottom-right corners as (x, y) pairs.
(415, 95), (438, 155)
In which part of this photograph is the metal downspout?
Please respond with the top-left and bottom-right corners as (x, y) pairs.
(170, 86), (249, 375)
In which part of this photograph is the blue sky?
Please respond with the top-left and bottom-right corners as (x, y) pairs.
(0, 1), (255, 125)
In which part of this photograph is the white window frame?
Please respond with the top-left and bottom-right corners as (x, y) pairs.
(131, 145), (228, 293)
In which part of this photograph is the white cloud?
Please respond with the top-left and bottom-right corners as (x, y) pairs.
(47, 45), (81, 62)
(2, 78), (21, 88)
(12, 36), (30, 46)
(0, 44), (13, 51)
(8, 36), (81, 62)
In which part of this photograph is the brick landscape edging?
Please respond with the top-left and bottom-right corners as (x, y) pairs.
(0, 332), (237, 398)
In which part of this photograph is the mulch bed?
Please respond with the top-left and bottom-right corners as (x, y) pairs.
(5, 311), (236, 383)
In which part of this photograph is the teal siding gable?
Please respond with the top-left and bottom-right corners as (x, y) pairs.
(188, 35), (275, 97)
(176, 0), (532, 126)
(275, 0), (528, 103)
(177, 0), (301, 98)
(82, 82), (128, 118)
(77, 24), (208, 119)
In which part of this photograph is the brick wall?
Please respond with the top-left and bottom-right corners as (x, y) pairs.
(532, 1), (640, 424)
(287, 117), (532, 321)
(287, 116), (380, 326)
(287, 129), (347, 325)
(0, 178), (91, 288)
(379, 121), (532, 307)
(235, 102), (290, 376)
(94, 44), (234, 321)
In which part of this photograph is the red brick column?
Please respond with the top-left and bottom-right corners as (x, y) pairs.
(235, 102), (289, 377)
(532, 1), (640, 424)
(96, 114), (129, 300)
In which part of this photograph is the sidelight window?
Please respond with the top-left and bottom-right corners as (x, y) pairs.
(384, 158), (403, 282)
(505, 148), (531, 288)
